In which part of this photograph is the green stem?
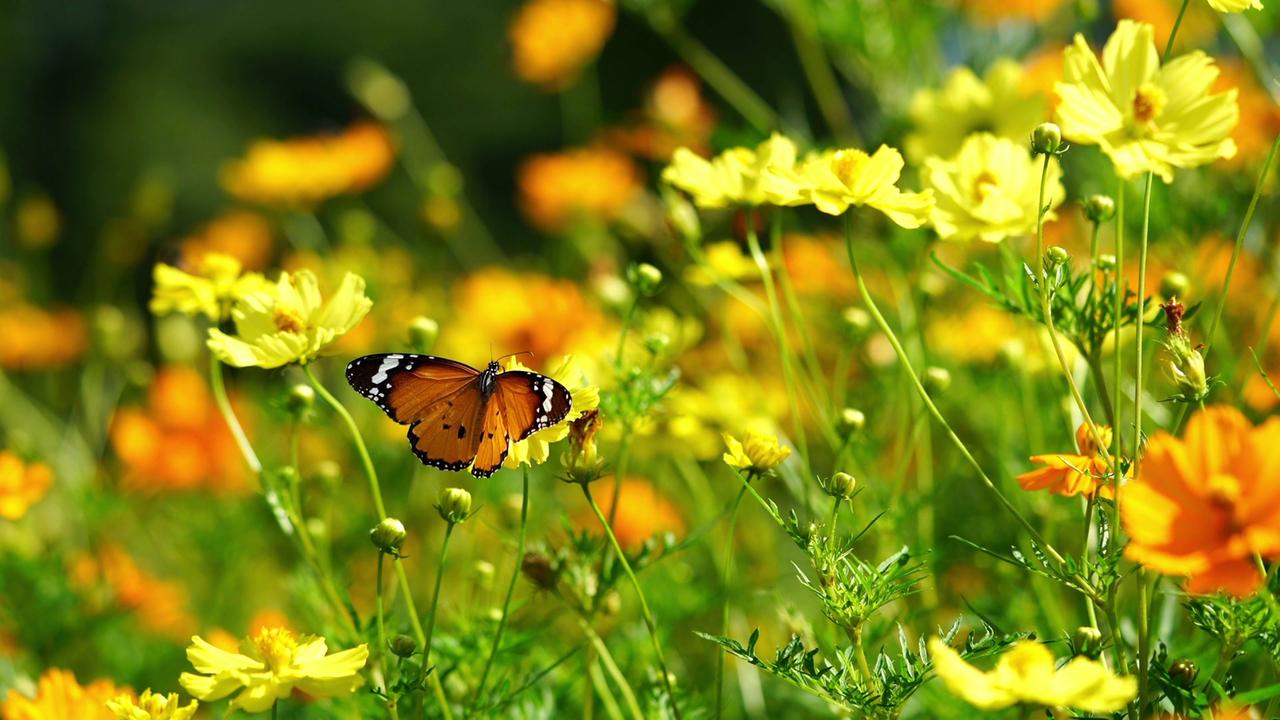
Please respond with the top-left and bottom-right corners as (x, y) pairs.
(272, 701), (279, 720)
(828, 496), (841, 553)
(475, 468), (531, 702)
(786, 5), (856, 144)
(1133, 169), (1156, 715)
(1162, 0), (1192, 59)
(842, 215), (1069, 569)
(210, 357), (262, 474)
(1112, 178), (1126, 533)
(716, 485), (748, 720)
(304, 363), (387, 518)
(1254, 554), (1280, 619)
(423, 523), (455, 669)
(582, 483), (682, 719)
(375, 553), (400, 720)
(852, 624), (877, 694)
(579, 618), (645, 720)
(614, 297), (640, 370)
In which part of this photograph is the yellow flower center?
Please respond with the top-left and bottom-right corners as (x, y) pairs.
(1132, 83), (1167, 125)
(252, 627), (297, 671)
(273, 307), (307, 333)
(971, 172), (999, 202)
(831, 151), (867, 189)
(1002, 641), (1053, 680)
(1206, 473), (1242, 505)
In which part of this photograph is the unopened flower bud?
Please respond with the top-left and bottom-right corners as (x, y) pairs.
(627, 263), (663, 296)
(837, 408), (866, 436)
(1169, 658), (1198, 688)
(1160, 271), (1189, 299)
(923, 366), (951, 395)
(600, 590), (622, 617)
(1165, 347), (1208, 399)
(841, 306), (872, 338)
(408, 316), (439, 353)
(1083, 194), (1116, 223)
(370, 518), (407, 554)
(664, 189), (701, 243)
(825, 472), (857, 499)
(436, 488), (472, 524)
(1031, 122), (1064, 155)
(286, 383), (315, 416)
(1073, 626), (1103, 658)
(644, 332), (671, 356)
(1046, 246), (1070, 267)
(1097, 254), (1117, 272)
(521, 552), (559, 590)
(390, 634), (417, 658)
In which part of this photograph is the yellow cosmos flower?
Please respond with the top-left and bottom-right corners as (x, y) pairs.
(1055, 20), (1238, 181)
(150, 253), (271, 322)
(662, 134), (799, 208)
(684, 241), (758, 287)
(179, 628), (368, 714)
(924, 133), (1065, 243)
(1208, 0), (1262, 11)
(906, 59), (1048, 162)
(0, 450), (52, 520)
(722, 431), (790, 475)
(106, 690), (197, 720)
(2, 668), (129, 720)
(768, 146), (933, 226)
(504, 356), (599, 469)
(207, 270), (372, 369)
(928, 638), (1136, 713)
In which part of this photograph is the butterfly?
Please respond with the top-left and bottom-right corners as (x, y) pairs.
(345, 353), (573, 477)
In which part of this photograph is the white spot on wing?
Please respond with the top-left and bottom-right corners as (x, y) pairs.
(371, 354), (404, 385)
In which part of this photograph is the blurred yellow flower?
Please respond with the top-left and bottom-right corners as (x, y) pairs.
(13, 193), (60, 249)
(0, 451), (51, 521)
(178, 211), (274, 271)
(221, 122), (395, 207)
(662, 134), (799, 208)
(684, 240), (758, 287)
(2, 668), (129, 720)
(906, 59), (1048, 162)
(772, 146), (933, 226)
(518, 146), (642, 231)
(509, 0), (614, 88)
(207, 270), (372, 368)
(504, 356), (599, 469)
(179, 628), (368, 714)
(150, 253), (270, 322)
(71, 544), (195, 639)
(924, 133), (1065, 242)
(0, 304), (86, 370)
(1208, 0), (1262, 10)
(110, 365), (250, 494)
(928, 638), (1135, 712)
(1055, 20), (1238, 181)
(576, 478), (685, 549)
(723, 431), (790, 474)
(106, 690), (197, 720)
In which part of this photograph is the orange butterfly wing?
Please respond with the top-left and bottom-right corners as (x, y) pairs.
(469, 370), (574, 477)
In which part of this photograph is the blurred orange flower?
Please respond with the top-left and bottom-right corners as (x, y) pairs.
(518, 146), (642, 232)
(609, 67), (717, 160)
(1214, 59), (1280, 168)
(71, 544), (195, 640)
(1017, 423), (1117, 499)
(221, 122), (395, 207)
(443, 267), (609, 360)
(1, 668), (129, 720)
(1122, 406), (1280, 596)
(1113, 0), (1217, 50)
(782, 234), (855, 298)
(957, 0), (1069, 24)
(110, 366), (249, 494)
(509, 0), (615, 89)
(926, 303), (1021, 365)
(0, 451), (52, 520)
(1022, 43), (1066, 113)
(0, 304), (87, 370)
(179, 210), (274, 271)
(577, 478), (684, 550)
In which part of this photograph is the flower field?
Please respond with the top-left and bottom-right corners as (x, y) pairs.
(4, 0), (1280, 717)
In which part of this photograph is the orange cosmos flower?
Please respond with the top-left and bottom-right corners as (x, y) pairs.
(509, 0), (615, 89)
(0, 451), (52, 520)
(1112, 0), (1218, 50)
(0, 304), (87, 370)
(179, 210), (274, 271)
(221, 122), (395, 207)
(1017, 423), (1117, 499)
(2, 667), (130, 720)
(957, 0), (1069, 24)
(109, 366), (249, 494)
(1122, 406), (1280, 597)
(577, 478), (685, 550)
(608, 66), (718, 161)
(517, 146), (642, 232)
(70, 544), (195, 640)
(1214, 59), (1280, 168)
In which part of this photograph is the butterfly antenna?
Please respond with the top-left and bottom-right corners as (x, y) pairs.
(494, 350), (534, 363)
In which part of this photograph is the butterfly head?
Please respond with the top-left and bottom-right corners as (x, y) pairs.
(480, 360), (501, 397)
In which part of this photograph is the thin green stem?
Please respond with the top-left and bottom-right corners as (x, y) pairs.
(1133, 170), (1156, 716)
(1162, 0), (1192, 59)
(852, 624), (877, 694)
(786, 5), (856, 144)
(304, 363), (387, 518)
(1254, 554), (1280, 619)
(375, 553), (400, 720)
(210, 357), (262, 474)
(843, 215), (1069, 569)
(423, 523), (455, 669)
(828, 496), (841, 553)
(582, 484), (682, 719)
(716, 485), (748, 720)
(579, 618), (645, 720)
(614, 298), (640, 370)
(1112, 179), (1126, 534)
(475, 468), (531, 703)
(272, 701), (278, 720)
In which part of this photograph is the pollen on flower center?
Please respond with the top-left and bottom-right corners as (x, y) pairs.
(831, 151), (866, 188)
(1132, 83), (1167, 125)
(253, 627), (297, 671)
(273, 308), (307, 333)
(971, 172), (999, 202)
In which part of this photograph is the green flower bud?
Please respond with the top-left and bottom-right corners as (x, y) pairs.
(1160, 271), (1189, 299)
(1097, 254), (1117, 272)
(1083, 194), (1116, 223)
(923, 366), (951, 395)
(825, 471), (857, 499)
(837, 408), (866, 436)
(627, 262), (664, 297)
(1169, 658), (1198, 688)
(1031, 122), (1064, 155)
(1046, 246), (1071, 266)
(390, 634), (417, 658)
(644, 332), (671, 356)
(370, 517), (407, 554)
(286, 383), (316, 416)
(841, 307), (872, 338)
(408, 316), (439, 353)
(1073, 626), (1103, 658)
(436, 487), (472, 524)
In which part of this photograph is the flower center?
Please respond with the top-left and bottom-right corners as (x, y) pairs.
(273, 307), (307, 333)
(971, 172), (999, 203)
(831, 151), (866, 189)
(252, 627), (297, 671)
(1132, 83), (1167, 125)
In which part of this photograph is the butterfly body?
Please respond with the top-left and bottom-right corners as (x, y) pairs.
(345, 353), (572, 477)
